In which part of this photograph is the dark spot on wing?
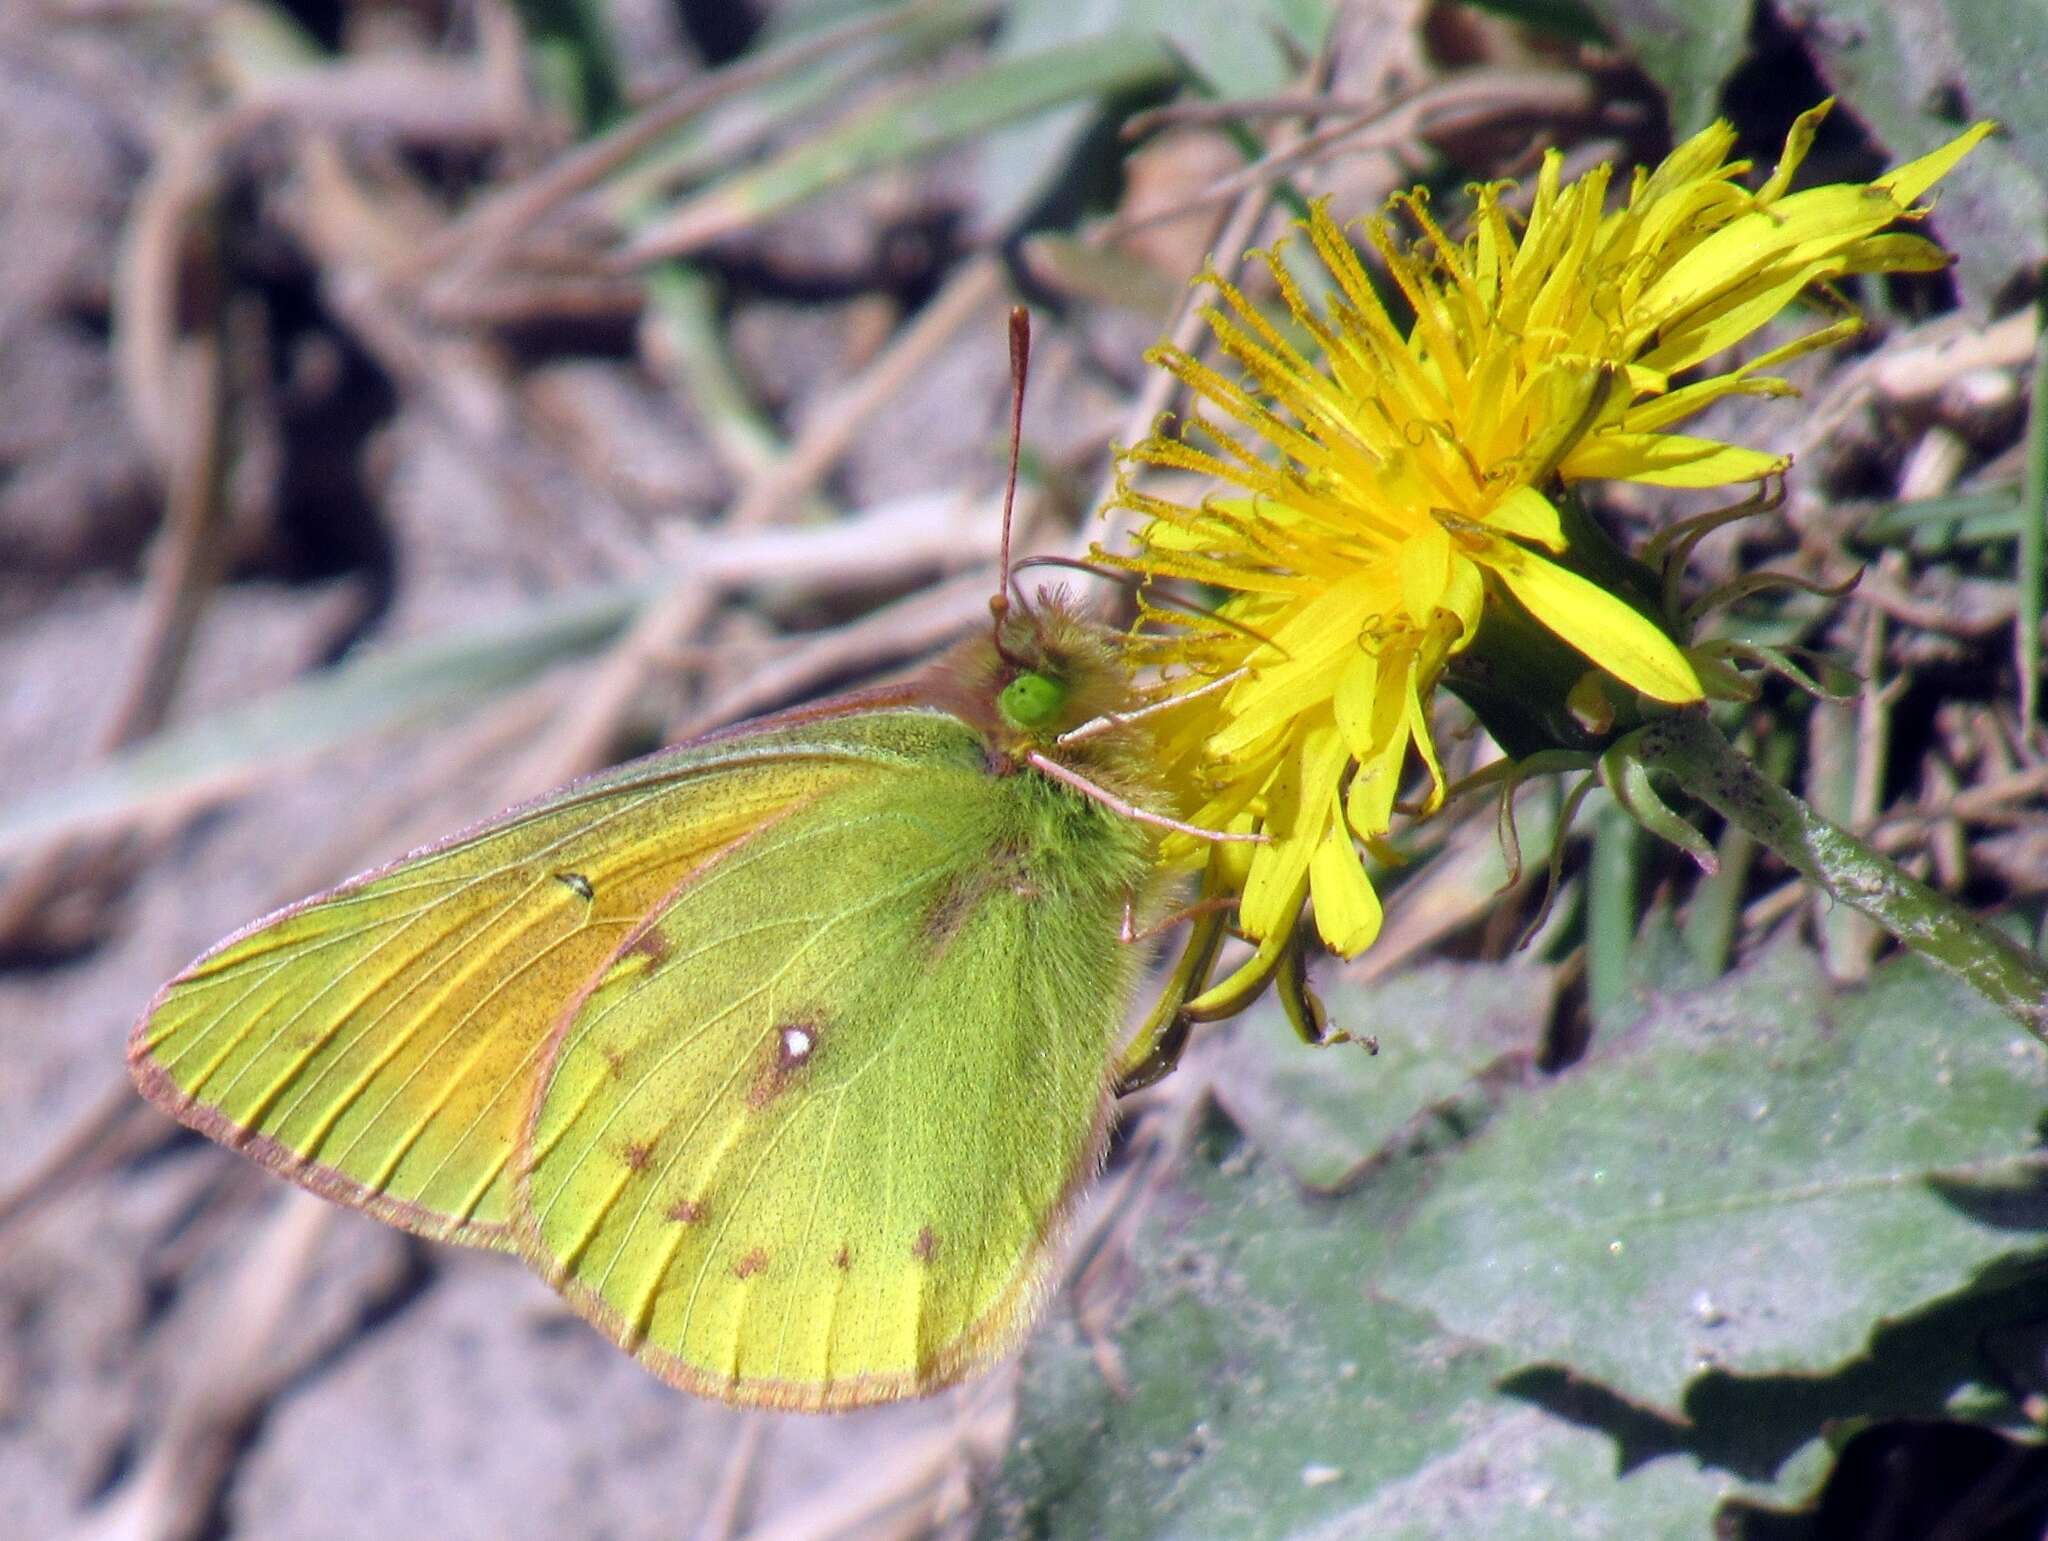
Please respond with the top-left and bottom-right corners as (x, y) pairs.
(620, 1138), (656, 1172)
(912, 1226), (938, 1262)
(600, 1046), (628, 1080)
(832, 1244), (852, 1271)
(666, 1198), (704, 1225)
(556, 872), (595, 901)
(733, 1247), (768, 1279)
(624, 928), (670, 966)
(919, 838), (1036, 956)
(606, 926), (672, 989)
(747, 1016), (826, 1108)
(920, 875), (981, 955)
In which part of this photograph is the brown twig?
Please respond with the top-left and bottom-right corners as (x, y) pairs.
(693, 1415), (769, 1541)
(412, 0), (959, 294)
(74, 1193), (336, 1541)
(681, 568), (997, 734)
(1103, 68), (1597, 241)
(0, 1083), (157, 1241)
(505, 253), (1005, 791)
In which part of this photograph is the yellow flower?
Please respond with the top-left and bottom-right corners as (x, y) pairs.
(1104, 102), (1991, 989)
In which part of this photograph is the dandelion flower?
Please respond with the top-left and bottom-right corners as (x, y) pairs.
(1105, 102), (1992, 985)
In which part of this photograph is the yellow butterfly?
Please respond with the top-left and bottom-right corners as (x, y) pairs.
(128, 314), (1258, 1409)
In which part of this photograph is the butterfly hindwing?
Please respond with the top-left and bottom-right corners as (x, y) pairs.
(517, 709), (1155, 1409)
(127, 703), (911, 1248)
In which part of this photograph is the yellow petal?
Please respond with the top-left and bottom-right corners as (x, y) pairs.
(1399, 520), (1453, 622)
(1442, 554), (1485, 639)
(1208, 572), (1389, 757)
(1621, 373), (1792, 435)
(1331, 648), (1380, 759)
(1342, 651), (1415, 837)
(1482, 542), (1703, 703)
(1874, 122), (1996, 204)
(1756, 99), (1835, 203)
(1836, 231), (1955, 273)
(1564, 431), (1788, 488)
(1240, 832), (1313, 944)
(1487, 485), (1567, 550)
(1640, 268), (1832, 375)
(1403, 642), (1449, 813)
(1309, 814), (1383, 955)
(1239, 721), (1346, 937)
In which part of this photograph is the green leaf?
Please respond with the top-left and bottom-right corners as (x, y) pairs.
(0, 583), (652, 857)
(509, 0), (626, 128)
(1445, 0), (1604, 43)
(989, 940), (2048, 1533)
(982, 1109), (1741, 1538)
(1376, 943), (2048, 1410)
(1576, 0), (1753, 136)
(1211, 960), (1556, 1191)
(1506, 1259), (2048, 1517)
(1852, 488), (2027, 554)
(1338, 1404), (1739, 1540)
(627, 35), (1178, 258)
(980, 0), (1341, 228)
(1786, 0), (2048, 300)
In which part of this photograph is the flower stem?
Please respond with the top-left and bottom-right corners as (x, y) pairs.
(1636, 708), (2048, 1042)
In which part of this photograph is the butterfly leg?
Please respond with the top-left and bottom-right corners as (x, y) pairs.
(1120, 893), (1238, 946)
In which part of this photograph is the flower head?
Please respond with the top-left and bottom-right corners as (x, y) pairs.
(1104, 103), (1991, 978)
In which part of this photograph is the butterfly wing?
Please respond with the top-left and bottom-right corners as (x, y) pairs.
(517, 709), (1156, 1408)
(127, 699), (916, 1249)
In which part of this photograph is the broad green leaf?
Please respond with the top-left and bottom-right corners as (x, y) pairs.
(1212, 960), (1556, 1191)
(980, 1109), (1741, 1538)
(1787, 0), (2048, 299)
(1577, 0), (1752, 136)
(985, 941), (2048, 1534)
(0, 583), (652, 856)
(1377, 944), (2048, 1410)
(1495, 1262), (2048, 1519)
(1346, 1403), (1738, 1540)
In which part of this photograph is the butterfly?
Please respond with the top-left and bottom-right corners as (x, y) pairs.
(126, 313), (1268, 1410)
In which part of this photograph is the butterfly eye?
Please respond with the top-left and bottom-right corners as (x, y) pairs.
(998, 670), (1067, 730)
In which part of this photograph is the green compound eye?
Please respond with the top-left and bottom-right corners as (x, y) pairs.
(998, 670), (1067, 730)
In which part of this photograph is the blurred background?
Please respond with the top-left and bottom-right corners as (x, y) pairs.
(4, 1), (2047, 1537)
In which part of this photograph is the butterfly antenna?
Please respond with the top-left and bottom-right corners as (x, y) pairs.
(990, 305), (1034, 667)
(1138, 582), (1288, 657)
(1023, 545), (1284, 656)
(1012, 553), (1135, 587)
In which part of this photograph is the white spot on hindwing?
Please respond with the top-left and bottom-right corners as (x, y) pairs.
(780, 1025), (814, 1062)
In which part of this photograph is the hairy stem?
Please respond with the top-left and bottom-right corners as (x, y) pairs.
(1636, 708), (2048, 1043)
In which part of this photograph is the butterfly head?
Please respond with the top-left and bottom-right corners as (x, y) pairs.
(936, 588), (1154, 771)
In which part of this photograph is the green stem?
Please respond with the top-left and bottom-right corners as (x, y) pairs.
(1636, 708), (2048, 1043)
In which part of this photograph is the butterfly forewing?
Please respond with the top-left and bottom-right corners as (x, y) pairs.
(518, 710), (1155, 1409)
(128, 720), (892, 1247)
